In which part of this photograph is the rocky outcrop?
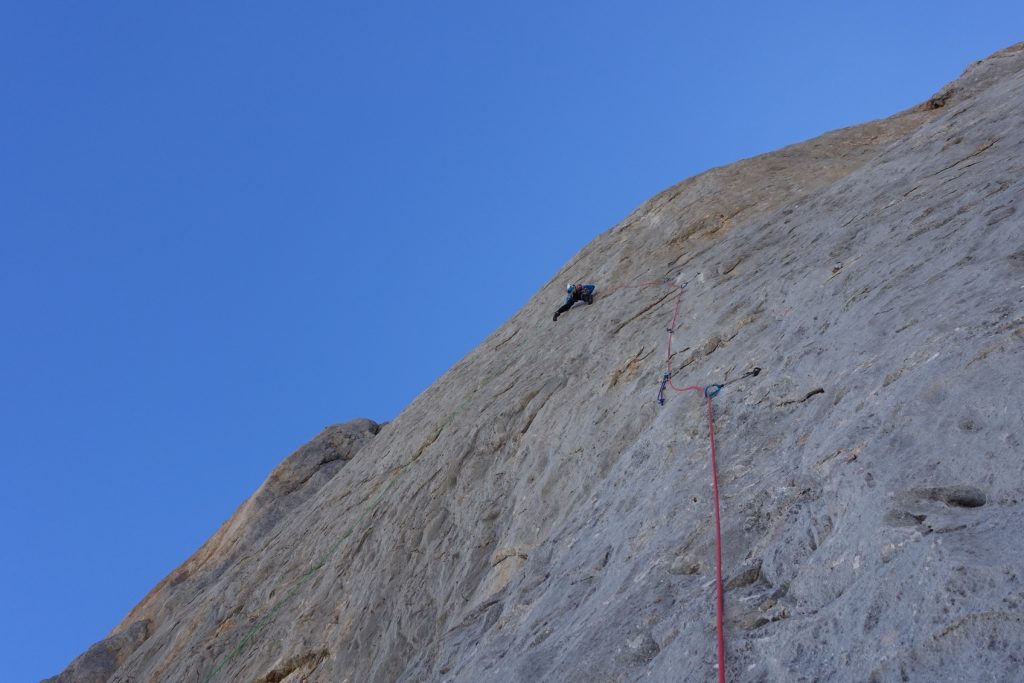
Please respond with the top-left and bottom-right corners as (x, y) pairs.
(46, 419), (380, 683)
(44, 620), (152, 683)
(50, 44), (1024, 682)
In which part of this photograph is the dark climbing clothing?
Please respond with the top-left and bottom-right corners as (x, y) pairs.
(553, 284), (596, 321)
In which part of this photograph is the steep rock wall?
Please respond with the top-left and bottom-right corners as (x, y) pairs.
(51, 44), (1024, 683)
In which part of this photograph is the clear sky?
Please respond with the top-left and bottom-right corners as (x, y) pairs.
(2, 2), (1020, 679)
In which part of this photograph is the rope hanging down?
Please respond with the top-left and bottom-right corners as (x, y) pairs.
(617, 276), (760, 683)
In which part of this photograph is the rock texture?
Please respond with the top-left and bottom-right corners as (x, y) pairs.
(50, 45), (1024, 682)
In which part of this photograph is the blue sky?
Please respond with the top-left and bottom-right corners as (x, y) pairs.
(2, 2), (1021, 679)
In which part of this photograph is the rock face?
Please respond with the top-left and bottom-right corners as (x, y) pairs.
(50, 45), (1024, 682)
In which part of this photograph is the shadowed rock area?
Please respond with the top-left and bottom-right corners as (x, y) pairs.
(49, 44), (1024, 682)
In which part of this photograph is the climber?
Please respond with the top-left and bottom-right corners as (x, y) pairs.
(553, 282), (596, 321)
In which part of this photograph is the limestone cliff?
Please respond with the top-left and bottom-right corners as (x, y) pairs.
(49, 44), (1024, 682)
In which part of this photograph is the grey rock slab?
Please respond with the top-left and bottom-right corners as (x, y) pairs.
(49, 44), (1024, 683)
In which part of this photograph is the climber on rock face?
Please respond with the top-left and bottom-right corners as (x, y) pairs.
(553, 282), (596, 321)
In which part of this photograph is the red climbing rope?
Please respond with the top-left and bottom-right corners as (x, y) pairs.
(613, 276), (729, 682)
(663, 382), (726, 683)
(666, 288), (684, 372)
(705, 391), (726, 683)
(602, 279), (672, 296)
(668, 281), (725, 681)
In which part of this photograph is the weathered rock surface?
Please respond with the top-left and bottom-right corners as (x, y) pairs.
(50, 45), (1024, 682)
